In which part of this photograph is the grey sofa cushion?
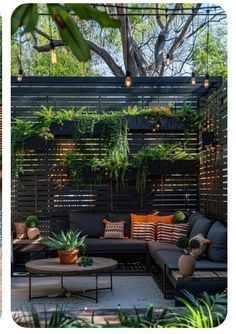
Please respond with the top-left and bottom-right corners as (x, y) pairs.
(189, 214), (214, 239)
(107, 213), (131, 237)
(187, 211), (202, 233)
(207, 221), (227, 262)
(69, 212), (107, 238)
(148, 241), (179, 259)
(86, 238), (148, 253)
(154, 250), (227, 270)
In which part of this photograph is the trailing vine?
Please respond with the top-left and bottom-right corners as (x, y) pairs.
(64, 150), (86, 189)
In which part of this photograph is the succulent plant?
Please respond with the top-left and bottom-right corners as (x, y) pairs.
(41, 230), (86, 251)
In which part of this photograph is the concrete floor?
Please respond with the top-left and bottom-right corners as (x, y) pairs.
(11, 274), (174, 314)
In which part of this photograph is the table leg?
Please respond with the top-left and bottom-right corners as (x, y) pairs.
(95, 274), (98, 303)
(110, 271), (113, 291)
(60, 276), (64, 289)
(29, 275), (32, 302)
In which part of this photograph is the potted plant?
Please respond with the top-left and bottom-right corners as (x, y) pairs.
(26, 215), (41, 239)
(173, 210), (186, 223)
(42, 230), (86, 264)
(176, 236), (200, 277)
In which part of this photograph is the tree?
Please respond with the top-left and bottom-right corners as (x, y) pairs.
(192, 28), (227, 79)
(12, 3), (227, 77)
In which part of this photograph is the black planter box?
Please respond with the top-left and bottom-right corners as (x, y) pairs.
(24, 136), (47, 150)
(50, 121), (74, 136)
(148, 160), (199, 175)
(127, 115), (184, 131)
(159, 116), (184, 131)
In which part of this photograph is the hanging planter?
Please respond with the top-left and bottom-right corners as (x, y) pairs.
(50, 121), (74, 136)
(24, 136), (47, 150)
(159, 116), (184, 131)
(148, 160), (199, 175)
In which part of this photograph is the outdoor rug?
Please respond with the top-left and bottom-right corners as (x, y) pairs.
(12, 275), (174, 312)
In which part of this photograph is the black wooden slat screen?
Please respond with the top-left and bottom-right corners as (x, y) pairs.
(11, 76), (225, 234)
(199, 83), (227, 222)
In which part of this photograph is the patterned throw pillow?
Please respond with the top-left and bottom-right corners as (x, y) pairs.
(14, 222), (28, 239)
(102, 221), (126, 239)
(132, 222), (156, 241)
(156, 222), (188, 243)
(190, 233), (211, 259)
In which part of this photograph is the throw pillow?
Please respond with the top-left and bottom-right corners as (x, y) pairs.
(102, 221), (126, 239)
(130, 213), (148, 223)
(14, 222), (28, 239)
(131, 222), (156, 241)
(156, 222), (188, 243)
(156, 214), (174, 224)
(189, 233), (211, 259)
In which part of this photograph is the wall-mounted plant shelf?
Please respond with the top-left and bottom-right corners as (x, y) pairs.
(24, 136), (47, 150)
(50, 115), (185, 137)
(148, 160), (199, 175)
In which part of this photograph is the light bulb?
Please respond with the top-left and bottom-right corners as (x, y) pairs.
(51, 49), (57, 64)
(191, 72), (196, 85)
(124, 71), (132, 87)
(166, 53), (171, 65)
(17, 68), (23, 82)
(204, 73), (209, 88)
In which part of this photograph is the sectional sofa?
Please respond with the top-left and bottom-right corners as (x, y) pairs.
(69, 211), (227, 301)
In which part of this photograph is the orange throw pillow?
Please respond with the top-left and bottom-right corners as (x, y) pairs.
(130, 213), (147, 223)
(147, 214), (160, 223)
(156, 214), (174, 224)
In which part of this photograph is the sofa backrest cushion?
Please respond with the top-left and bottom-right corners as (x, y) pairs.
(69, 212), (107, 238)
(187, 211), (202, 233)
(107, 213), (131, 237)
(207, 221), (227, 262)
(188, 213), (214, 239)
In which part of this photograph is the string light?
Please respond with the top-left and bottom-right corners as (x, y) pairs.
(191, 8), (196, 85)
(50, 39), (57, 64)
(17, 29), (23, 82)
(191, 72), (196, 85)
(124, 11), (132, 87)
(17, 68), (23, 82)
(166, 53), (171, 65)
(124, 71), (132, 87)
(204, 7), (210, 89)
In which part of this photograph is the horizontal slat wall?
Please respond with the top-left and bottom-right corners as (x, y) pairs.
(12, 132), (199, 236)
(199, 83), (227, 222)
(11, 76), (222, 120)
(11, 76), (224, 235)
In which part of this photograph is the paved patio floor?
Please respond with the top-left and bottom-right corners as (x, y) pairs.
(12, 274), (174, 314)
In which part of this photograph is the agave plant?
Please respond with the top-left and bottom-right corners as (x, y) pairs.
(41, 230), (86, 251)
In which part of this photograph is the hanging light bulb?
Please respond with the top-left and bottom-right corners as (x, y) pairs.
(124, 71), (132, 87)
(50, 39), (57, 64)
(17, 68), (23, 82)
(191, 71), (196, 85)
(204, 73), (209, 88)
(166, 53), (171, 65)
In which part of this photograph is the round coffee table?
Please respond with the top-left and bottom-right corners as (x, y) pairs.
(25, 257), (117, 303)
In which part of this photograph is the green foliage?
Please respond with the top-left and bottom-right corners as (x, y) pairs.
(176, 236), (200, 254)
(41, 230), (86, 251)
(174, 210), (186, 222)
(26, 215), (38, 228)
(77, 255), (93, 267)
(90, 156), (130, 192)
(176, 236), (189, 249)
(193, 29), (227, 80)
(132, 144), (191, 192)
(73, 112), (99, 139)
(12, 3), (121, 62)
(13, 291), (227, 328)
(169, 290), (227, 328)
(100, 113), (129, 161)
(64, 150), (85, 189)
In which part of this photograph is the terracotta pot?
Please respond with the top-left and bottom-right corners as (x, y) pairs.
(178, 254), (196, 277)
(27, 227), (41, 240)
(57, 249), (79, 264)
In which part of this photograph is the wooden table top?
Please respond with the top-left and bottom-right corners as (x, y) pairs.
(25, 257), (118, 276)
(171, 270), (227, 281)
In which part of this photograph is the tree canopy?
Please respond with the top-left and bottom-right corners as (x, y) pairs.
(11, 3), (227, 77)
